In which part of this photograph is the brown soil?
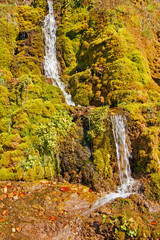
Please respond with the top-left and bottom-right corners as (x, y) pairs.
(0, 180), (159, 240)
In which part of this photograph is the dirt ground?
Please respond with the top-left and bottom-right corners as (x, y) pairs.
(0, 180), (159, 240)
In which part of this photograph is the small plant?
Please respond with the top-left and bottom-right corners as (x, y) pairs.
(101, 214), (107, 223)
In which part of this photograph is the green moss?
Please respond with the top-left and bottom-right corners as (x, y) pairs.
(93, 149), (111, 178)
(22, 165), (45, 181)
(16, 6), (44, 31)
(87, 107), (114, 178)
(149, 173), (160, 189)
(142, 173), (160, 201)
(73, 83), (93, 106)
(57, 35), (77, 72)
(55, 0), (158, 109)
(0, 167), (15, 180)
(11, 56), (41, 78)
(0, 38), (12, 70)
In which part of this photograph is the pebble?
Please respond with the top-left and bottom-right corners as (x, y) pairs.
(12, 228), (16, 233)
(3, 187), (7, 194)
(13, 196), (18, 200)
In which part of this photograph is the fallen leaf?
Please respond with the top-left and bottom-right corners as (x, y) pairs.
(59, 210), (64, 214)
(89, 188), (93, 192)
(0, 195), (6, 200)
(18, 192), (26, 198)
(150, 221), (158, 226)
(60, 187), (70, 192)
(53, 198), (58, 202)
(1, 185), (6, 188)
(7, 193), (11, 199)
(16, 226), (21, 232)
(52, 191), (56, 195)
(13, 191), (18, 196)
(7, 186), (12, 189)
(71, 190), (76, 193)
(0, 218), (6, 222)
(2, 209), (8, 216)
(40, 180), (49, 184)
(12, 228), (16, 233)
(77, 192), (80, 196)
(49, 216), (56, 221)
(42, 215), (46, 218)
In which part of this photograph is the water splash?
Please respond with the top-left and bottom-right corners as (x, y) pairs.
(43, 0), (75, 106)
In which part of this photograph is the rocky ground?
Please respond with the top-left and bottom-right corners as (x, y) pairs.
(0, 180), (159, 240)
(0, 180), (98, 240)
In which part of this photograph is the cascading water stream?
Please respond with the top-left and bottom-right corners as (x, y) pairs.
(80, 114), (136, 217)
(111, 114), (135, 193)
(43, 0), (75, 106)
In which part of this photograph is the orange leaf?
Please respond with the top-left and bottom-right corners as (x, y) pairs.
(150, 221), (158, 226)
(13, 191), (18, 196)
(18, 192), (26, 198)
(89, 188), (93, 192)
(2, 210), (8, 216)
(0, 195), (6, 200)
(53, 198), (58, 202)
(49, 216), (56, 221)
(1, 185), (6, 188)
(16, 226), (21, 232)
(7, 185), (12, 189)
(7, 193), (11, 199)
(71, 190), (76, 193)
(59, 210), (64, 214)
(0, 218), (6, 222)
(60, 187), (70, 192)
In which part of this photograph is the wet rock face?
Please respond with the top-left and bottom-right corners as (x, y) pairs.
(60, 107), (93, 184)
(15, 29), (39, 55)
(17, 32), (29, 40)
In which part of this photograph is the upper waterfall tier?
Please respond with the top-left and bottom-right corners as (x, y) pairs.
(43, 0), (75, 106)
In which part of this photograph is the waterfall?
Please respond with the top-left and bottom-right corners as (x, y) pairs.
(43, 2), (136, 238)
(81, 114), (135, 216)
(43, 0), (75, 106)
(111, 114), (135, 193)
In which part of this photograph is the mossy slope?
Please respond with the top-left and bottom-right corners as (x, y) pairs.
(0, 0), (159, 197)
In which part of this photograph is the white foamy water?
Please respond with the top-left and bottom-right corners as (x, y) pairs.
(43, 0), (75, 106)
(111, 114), (135, 193)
